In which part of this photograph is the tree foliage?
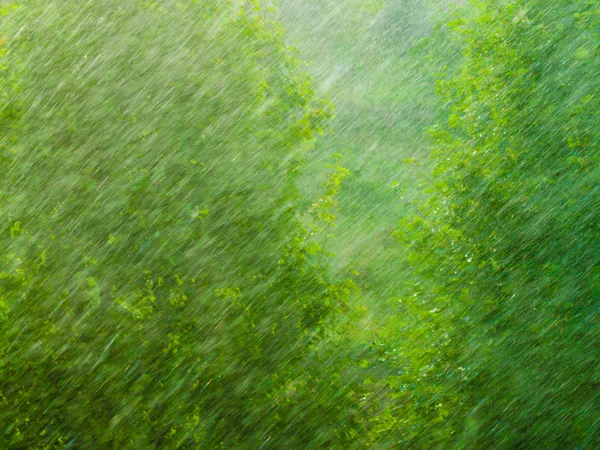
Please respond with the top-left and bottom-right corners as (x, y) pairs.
(0, 1), (356, 448)
(394, 0), (600, 447)
(2, 0), (599, 448)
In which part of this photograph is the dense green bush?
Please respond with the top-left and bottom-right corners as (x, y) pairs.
(394, 0), (600, 447)
(0, 1), (357, 448)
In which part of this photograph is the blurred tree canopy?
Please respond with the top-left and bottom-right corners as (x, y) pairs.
(0, 1), (357, 448)
(1, 0), (599, 448)
(394, 0), (600, 447)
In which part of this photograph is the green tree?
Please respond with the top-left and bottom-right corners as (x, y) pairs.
(0, 1), (355, 448)
(395, 0), (600, 447)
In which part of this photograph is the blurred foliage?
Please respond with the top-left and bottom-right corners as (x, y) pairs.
(0, 0), (359, 448)
(1, 0), (599, 448)
(393, 0), (600, 447)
